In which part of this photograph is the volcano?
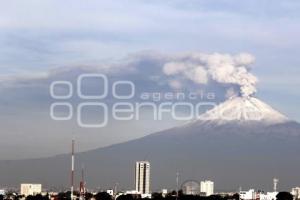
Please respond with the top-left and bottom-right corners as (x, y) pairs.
(0, 97), (300, 191)
(192, 96), (289, 125)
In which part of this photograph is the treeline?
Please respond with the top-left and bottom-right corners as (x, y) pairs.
(0, 192), (238, 200)
(117, 193), (239, 200)
(0, 191), (293, 200)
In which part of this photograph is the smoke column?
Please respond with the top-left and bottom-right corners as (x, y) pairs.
(163, 52), (257, 97)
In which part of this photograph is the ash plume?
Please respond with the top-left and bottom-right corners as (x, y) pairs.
(163, 52), (257, 97)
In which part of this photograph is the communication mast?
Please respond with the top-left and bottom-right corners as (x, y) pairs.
(273, 178), (279, 192)
(176, 172), (179, 200)
(71, 139), (75, 200)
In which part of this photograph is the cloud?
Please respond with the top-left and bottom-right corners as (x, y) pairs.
(0, 51), (258, 125)
(168, 80), (183, 90)
(163, 52), (257, 97)
(163, 62), (187, 75)
(1, 0), (300, 76)
(163, 62), (208, 84)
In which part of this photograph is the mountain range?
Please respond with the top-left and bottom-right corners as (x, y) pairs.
(0, 97), (300, 192)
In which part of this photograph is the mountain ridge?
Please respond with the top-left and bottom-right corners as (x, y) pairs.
(0, 97), (300, 190)
(187, 96), (290, 125)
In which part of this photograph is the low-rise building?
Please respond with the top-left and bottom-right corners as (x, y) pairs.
(0, 189), (5, 195)
(259, 192), (278, 200)
(106, 189), (114, 196)
(20, 183), (42, 196)
(240, 189), (256, 200)
(200, 180), (214, 196)
(291, 187), (300, 200)
(162, 189), (168, 197)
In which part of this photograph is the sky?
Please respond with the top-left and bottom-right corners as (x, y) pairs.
(0, 0), (300, 160)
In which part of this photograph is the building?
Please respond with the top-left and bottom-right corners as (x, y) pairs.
(182, 180), (200, 195)
(0, 189), (5, 195)
(200, 180), (214, 196)
(291, 187), (300, 200)
(240, 189), (256, 200)
(20, 184), (42, 196)
(106, 190), (114, 196)
(162, 189), (168, 197)
(135, 161), (150, 194)
(125, 190), (141, 199)
(259, 192), (278, 200)
(141, 193), (152, 199)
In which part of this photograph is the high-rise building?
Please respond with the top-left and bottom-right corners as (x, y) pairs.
(135, 161), (150, 194)
(200, 180), (214, 196)
(20, 184), (42, 196)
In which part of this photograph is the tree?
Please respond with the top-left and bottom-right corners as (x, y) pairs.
(57, 192), (71, 200)
(25, 194), (49, 200)
(85, 192), (94, 200)
(152, 193), (163, 200)
(276, 192), (293, 200)
(94, 192), (112, 200)
(232, 193), (240, 200)
(26, 195), (34, 200)
(116, 194), (134, 200)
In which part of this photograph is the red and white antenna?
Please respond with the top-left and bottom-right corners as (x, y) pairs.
(71, 139), (75, 200)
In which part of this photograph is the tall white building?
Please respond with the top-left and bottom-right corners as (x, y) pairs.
(20, 184), (42, 196)
(135, 161), (150, 194)
(200, 180), (214, 196)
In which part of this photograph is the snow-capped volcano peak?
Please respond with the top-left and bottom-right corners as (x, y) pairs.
(194, 97), (289, 125)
